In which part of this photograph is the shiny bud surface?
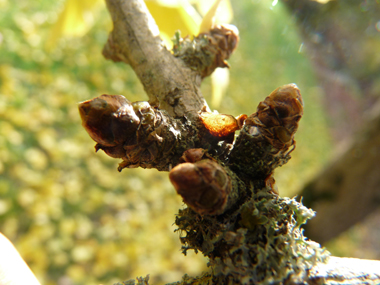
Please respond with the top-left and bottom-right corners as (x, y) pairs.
(78, 94), (140, 147)
(169, 159), (230, 215)
(199, 110), (247, 143)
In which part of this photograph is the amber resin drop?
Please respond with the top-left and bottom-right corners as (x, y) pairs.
(199, 111), (247, 138)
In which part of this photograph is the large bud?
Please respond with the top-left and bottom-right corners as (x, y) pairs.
(169, 159), (231, 215)
(78, 94), (140, 157)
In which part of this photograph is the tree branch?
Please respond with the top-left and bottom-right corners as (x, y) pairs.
(78, 0), (380, 284)
(308, 257), (380, 284)
(103, 0), (206, 120)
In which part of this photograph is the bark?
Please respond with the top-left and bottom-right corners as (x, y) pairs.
(78, 0), (380, 284)
(103, 0), (206, 120)
(118, 257), (380, 285)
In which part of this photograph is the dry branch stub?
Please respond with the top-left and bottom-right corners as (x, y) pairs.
(199, 109), (247, 144)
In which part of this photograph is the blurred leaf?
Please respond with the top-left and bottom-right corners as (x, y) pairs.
(196, 0), (233, 107)
(211, 67), (229, 108)
(145, 0), (201, 47)
(46, 0), (104, 49)
(198, 0), (222, 33)
(198, 0), (231, 34)
(312, 0), (335, 3)
(194, 0), (233, 28)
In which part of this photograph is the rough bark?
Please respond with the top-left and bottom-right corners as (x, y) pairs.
(103, 0), (206, 120)
(78, 0), (380, 284)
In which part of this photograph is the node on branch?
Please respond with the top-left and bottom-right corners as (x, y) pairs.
(78, 0), (380, 284)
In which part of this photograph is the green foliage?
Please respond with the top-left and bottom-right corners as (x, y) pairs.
(0, 0), (332, 284)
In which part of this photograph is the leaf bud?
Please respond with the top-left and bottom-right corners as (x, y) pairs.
(245, 83), (303, 150)
(169, 159), (231, 215)
(79, 94), (140, 147)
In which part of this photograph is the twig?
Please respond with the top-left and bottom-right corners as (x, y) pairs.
(103, 0), (206, 120)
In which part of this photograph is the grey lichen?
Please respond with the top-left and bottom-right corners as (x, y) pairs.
(172, 25), (239, 79)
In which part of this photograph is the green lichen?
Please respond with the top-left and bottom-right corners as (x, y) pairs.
(175, 188), (330, 284)
(172, 34), (214, 75)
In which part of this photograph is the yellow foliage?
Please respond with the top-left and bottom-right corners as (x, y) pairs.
(211, 67), (230, 108)
(47, 0), (233, 106)
(48, 0), (233, 48)
(193, 0), (232, 23)
(47, 0), (104, 48)
(198, 0), (222, 34)
(145, 0), (200, 47)
(312, 0), (334, 3)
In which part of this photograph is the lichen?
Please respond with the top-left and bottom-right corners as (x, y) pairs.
(172, 25), (239, 78)
(175, 189), (330, 284)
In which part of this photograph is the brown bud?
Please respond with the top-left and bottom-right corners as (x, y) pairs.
(78, 94), (140, 148)
(179, 148), (207, 163)
(228, 84), (304, 178)
(200, 24), (240, 78)
(80, 95), (191, 171)
(169, 159), (231, 215)
(245, 83), (303, 150)
(208, 24), (239, 59)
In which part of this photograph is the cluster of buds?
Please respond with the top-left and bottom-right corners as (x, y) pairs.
(79, 84), (303, 214)
(79, 94), (183, 171)
(173, 24), (239, 78)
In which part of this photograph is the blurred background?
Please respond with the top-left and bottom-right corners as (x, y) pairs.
(0, 0), (379, 284)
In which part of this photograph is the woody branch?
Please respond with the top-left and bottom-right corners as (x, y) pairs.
(79, 0), (380, 284)
(102, 0), (205, 119)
